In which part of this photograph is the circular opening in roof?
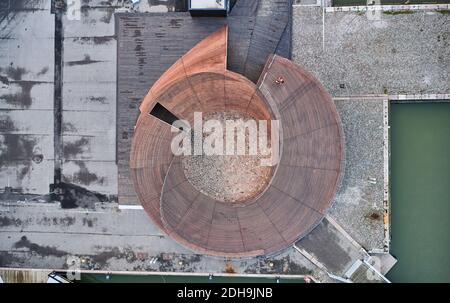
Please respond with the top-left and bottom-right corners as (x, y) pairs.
(181, 111), (275, 204)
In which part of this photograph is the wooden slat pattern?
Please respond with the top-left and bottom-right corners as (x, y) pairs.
(207, 203), (246, 254)
(224, 70), (256, 113)
(130, 115), (175, 169)
(170, 193), (216, 250)
(132, 165), (168, 231)
(256, 186), (323, 245)
(281, 125), (342, 170)
(237, 202), (287, 254)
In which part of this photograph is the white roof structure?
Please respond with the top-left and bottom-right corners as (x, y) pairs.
(190, 0), (226, 9)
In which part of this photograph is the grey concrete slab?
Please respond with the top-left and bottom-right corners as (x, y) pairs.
(62, 82), (115, 112)
(296, 218), (366, 276)
(0, 110), (54, 135)
(63, 60), (116, 83)
(63, 8), (116, 38)
(369, 253), (397, 276)
(0, 83), (54, 110)
(62, 111), (115, 137)
(62, 160), (118, 195)
(0, 10), (54, 40)
(350, 262), (386, 283)
(0, 6), (54, 77)
(61, 4), (118, 197)
(0, 202), (163, 235)
(0, 134), (53, 159)
(0, 39), (54, 82)
(0, 102), (54, 196)
(292, 8), (450, 96)
(63, 37), (116, 62)
(0, 6), (54, 111)
(62, 135), (115, 161)
(0, 1), (54, 195)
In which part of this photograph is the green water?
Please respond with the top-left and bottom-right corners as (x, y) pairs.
(79, 273), (305, 283)
(387, 102), (450, 283)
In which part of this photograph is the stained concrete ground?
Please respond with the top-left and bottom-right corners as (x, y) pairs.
(0, 0), (118, 196)
(0, 0), (55, 194)
(61, 0), (118, 196)
(0, 1), (448, 280)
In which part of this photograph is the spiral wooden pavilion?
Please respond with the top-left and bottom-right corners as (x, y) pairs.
(130, 26), (344, 257)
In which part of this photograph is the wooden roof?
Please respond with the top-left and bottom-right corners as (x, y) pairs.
(130, 27), (344, 257)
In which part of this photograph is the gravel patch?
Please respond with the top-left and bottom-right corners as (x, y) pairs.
(328, 99), (385, 251)
(181, 112), (273, 204)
